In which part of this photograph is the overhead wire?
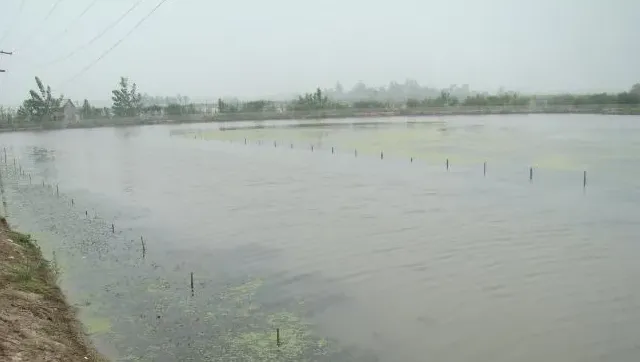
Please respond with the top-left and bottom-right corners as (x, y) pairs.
(61, 0), (171, 87)
(0, 0), (26, 45)
(17, 0), (66, 51)
(39, 0), (101, 47)
(40, 0), (145, 68)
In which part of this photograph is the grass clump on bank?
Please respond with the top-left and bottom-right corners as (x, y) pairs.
(0, 217), (105, 361)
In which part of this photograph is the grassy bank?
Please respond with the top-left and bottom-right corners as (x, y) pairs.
(0, 217), (105, 361)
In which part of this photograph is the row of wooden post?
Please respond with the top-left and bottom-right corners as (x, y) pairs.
(244, 139), (590, 187)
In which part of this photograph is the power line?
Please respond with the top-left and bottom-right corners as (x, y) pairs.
(62, 0), (171, 86)
(39, 0), (101, 46)
(0, 0), (26, 45)
(40, 0), (145, 67)
(17, 0), (66, 51)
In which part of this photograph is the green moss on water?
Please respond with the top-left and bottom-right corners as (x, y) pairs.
(215, 278), (339, 361)
(86, 317), (111, 335)
(222, 278), (263, 303)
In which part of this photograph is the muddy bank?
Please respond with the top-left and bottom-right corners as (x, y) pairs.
(0, 217), (105, 362)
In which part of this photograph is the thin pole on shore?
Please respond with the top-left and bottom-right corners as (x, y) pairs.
(244, 138), (247, 145)
(355, 149), (357, 157)
(190, 272), (194, 296)
(410, 157), (413, 163)
(331, 146), (334, 154)
(111, 223), (115, 233)
(484, 161), (487, 177)
(311, 145), (314, 152)
(583, 171), (587, 188)
(85, 210), (88, 218)
(290, 143), (293, 149)
(56, 184), (59, 197)
(529, 167), (533, 182)
(274, 141), (276, 147)
(276, 328), (281, 347)
(141, 236), (146, 258)
(446, 158), (449, 171)
(71, 198), (74, 206)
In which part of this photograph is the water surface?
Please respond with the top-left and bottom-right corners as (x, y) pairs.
(1, 114), (639, 361)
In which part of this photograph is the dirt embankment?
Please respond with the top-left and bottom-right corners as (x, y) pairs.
(0, 217), (106, 362)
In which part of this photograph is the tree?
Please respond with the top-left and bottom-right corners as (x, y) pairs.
(80, 99), (103, 119)
(242, 100), (270, 112)
(631, 83), (640, 95)
(406, 98), (420, 108)
(81, 99), (92, 119)
(165, 103), (183, 116)
(16, 77), (64, 122)
(111, 77), (142, 117)
(0, 106), (16, 125)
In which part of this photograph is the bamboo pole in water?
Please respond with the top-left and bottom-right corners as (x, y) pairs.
(190, 272), (194, 296)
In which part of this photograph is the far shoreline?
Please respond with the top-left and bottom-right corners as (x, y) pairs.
(0, 105), (638, 133)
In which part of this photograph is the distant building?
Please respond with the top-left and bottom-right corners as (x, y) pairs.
(53, 99), (80, 125)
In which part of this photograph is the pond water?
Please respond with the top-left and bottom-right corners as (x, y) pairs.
(1, 113), (639, 361)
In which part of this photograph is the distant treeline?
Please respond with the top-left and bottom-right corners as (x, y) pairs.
(1, 78), (639, 126)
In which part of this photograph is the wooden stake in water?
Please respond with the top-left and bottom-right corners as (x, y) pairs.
(141, 236), (146, 258)
(484, 161), (487, 177)
(71, 198), (74, 206)
(410, 157), (413, 163)
(244, 138), (247, 145)
(274, 141), (276, 147)
(29, 174), (31, 184)
(583, 171), (587, 188)
(331, 147), (334, 154)
(311, 145), (314, 152)
(111, 223), (115, 233)
(85, 210), (88, 218)
(42, 180), (45, 187)
(380, 151), (384, 160)
(355, 149), (357, 157)
(190, 272), (194, 296)
(290, 143), (293, 149)
(529, 167), (533, 182)
(446, 158), (449, 171)
(276, 328), (281, 347)
(56, 184), (59, 197)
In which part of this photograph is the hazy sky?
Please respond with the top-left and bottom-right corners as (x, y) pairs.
(0, 0), (639, 106)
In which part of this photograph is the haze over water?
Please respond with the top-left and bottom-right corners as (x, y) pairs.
(1, 114), (640, 361)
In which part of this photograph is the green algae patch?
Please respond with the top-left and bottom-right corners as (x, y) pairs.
(222, 277), (264, 302)
(86, 317), (112, 335)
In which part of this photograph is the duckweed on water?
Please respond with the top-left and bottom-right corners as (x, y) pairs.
(85, 317), (112, 335)
(4, 173), (374, 361)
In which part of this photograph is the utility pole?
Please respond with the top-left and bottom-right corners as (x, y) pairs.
(0, 50), (12, 72)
